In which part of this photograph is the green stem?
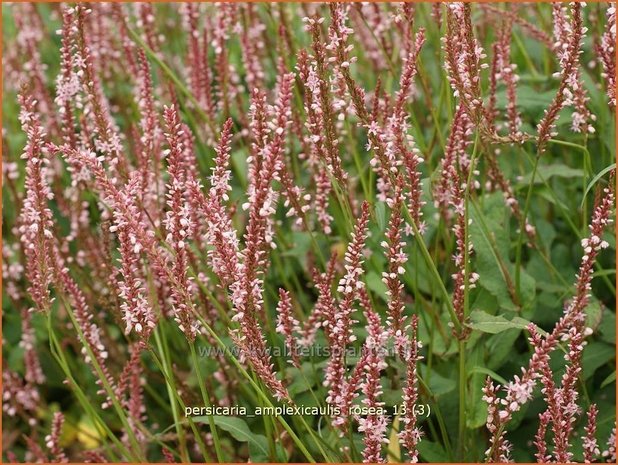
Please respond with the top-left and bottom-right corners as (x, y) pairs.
(153, 326), (193, 462)
(457, 339), (467, 460)
(189, 342), (224, 462)
(515, 152), (539, 298)
(59, 294), (146, 460)
(194, 315), (322, 462)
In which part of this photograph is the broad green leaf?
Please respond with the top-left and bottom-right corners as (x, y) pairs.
(585, 298), (604, 332)
(582, 342), (615, 380)
(468, 310), (535, 334)
(518, 164), (585, 185)
(487, 328), (522, 370)
(470, 195), (536, 311)
(468, 366), (507, 385)
(419, 364), (456, 397)
(417, 439), (449, 462)
(366, 270), (388, 301)
(601, 371), (616, 389)
(467, 346), (489, 429)
(598, 311), (616, 345)
(196, 416), (269, 459)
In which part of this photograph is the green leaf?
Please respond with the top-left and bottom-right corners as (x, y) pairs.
(196, 416), (269, 459)
(585, 298), (604, 332)
(470, 195), (536, 311)
(487, 328), (522, 371)
(419, 365), (456, 397)
(417, 439), (449, 462)
(601, 371), (616, 389)
(366, 270), (388, 301)
(468, 310), (537, 335)
(468, 366), (508, 385)
(518, 163), (584, 186)
(582, 342), (615, 380)
(375, 201), (387, 232)
(581, 163), (616, 208)
(598, 311), (616, 345)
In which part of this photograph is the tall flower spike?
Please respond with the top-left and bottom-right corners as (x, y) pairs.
(434, 105), (473, 221)
(326, 201), (371, 428)
(302, 17), (347, 185)
(534, 411), (551, 463)
(398, 315), (423, 463)
(275, 289), (301, 368)
(552, 4), (593, 134)
(582, 404), (599, 463)
(73, 5), (126, 178)
(485, 175), (615, 460)
(444, 4), (488, 129)
(358, 307), (389, 463)
(537, 2), (584, 153)
(228, 72), (295, 403)
(326, 5), (395, 199)
(201, 118), (240, 287)
(494, 14), (522, 138)
(595, 5), (616, 107)
(45, 412), (68, 463)
(389, 28), (426, 234)
(17, 89), (55, 312)
(381, 178), (407, 352)
(163, 106), (199, 341)
(114, 176), (157, 338)
(449, 154), (478, 333)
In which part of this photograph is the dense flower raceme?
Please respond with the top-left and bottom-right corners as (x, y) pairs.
(484, 176), (616, 462)
(2, 3), (616, 463)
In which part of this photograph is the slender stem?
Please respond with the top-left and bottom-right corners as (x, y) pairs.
(59, 294), (146, 460)
(515, 152), (539, 298)
(153, 326), (192, 462)
(189, 342), (224, 462)
(458, 339), (467, 460)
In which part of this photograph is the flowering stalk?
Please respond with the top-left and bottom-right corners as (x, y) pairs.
(325, 201), (370, 428)
(163, 106), (199, 340)
(398, 315), (423, 463)
(229, 72), (296, 403)
(537, 2), (585, 153)
(357, 307), (389, 463)
(275, 289), (301, 368)
(582, 404), (600, 463)
(485, 175), (615, 461)
(45, 412), (68, 463)
(17, 90), (55, 312)
(381, 179), (407, 352)
(444, 4), (488, 132)
(595, 6), (616, 108)
(302, 17), (347, 186)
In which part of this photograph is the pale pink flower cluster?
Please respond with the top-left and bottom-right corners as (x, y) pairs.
(275, 289), (301, 368)
(582, 404), (600, 463)
(357, 308), (389, 463)
(398, 315), (423, 463)
(552, 3), (594, 134)
(325, 202), (370, 427)
(596, 6), (616, 107)
(381, 181), (408, 352)
(17, 92), (55, 312)
(485, 176), (615, 462)
(163, 106), (200, 340)
(443, 3), (489, 122)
